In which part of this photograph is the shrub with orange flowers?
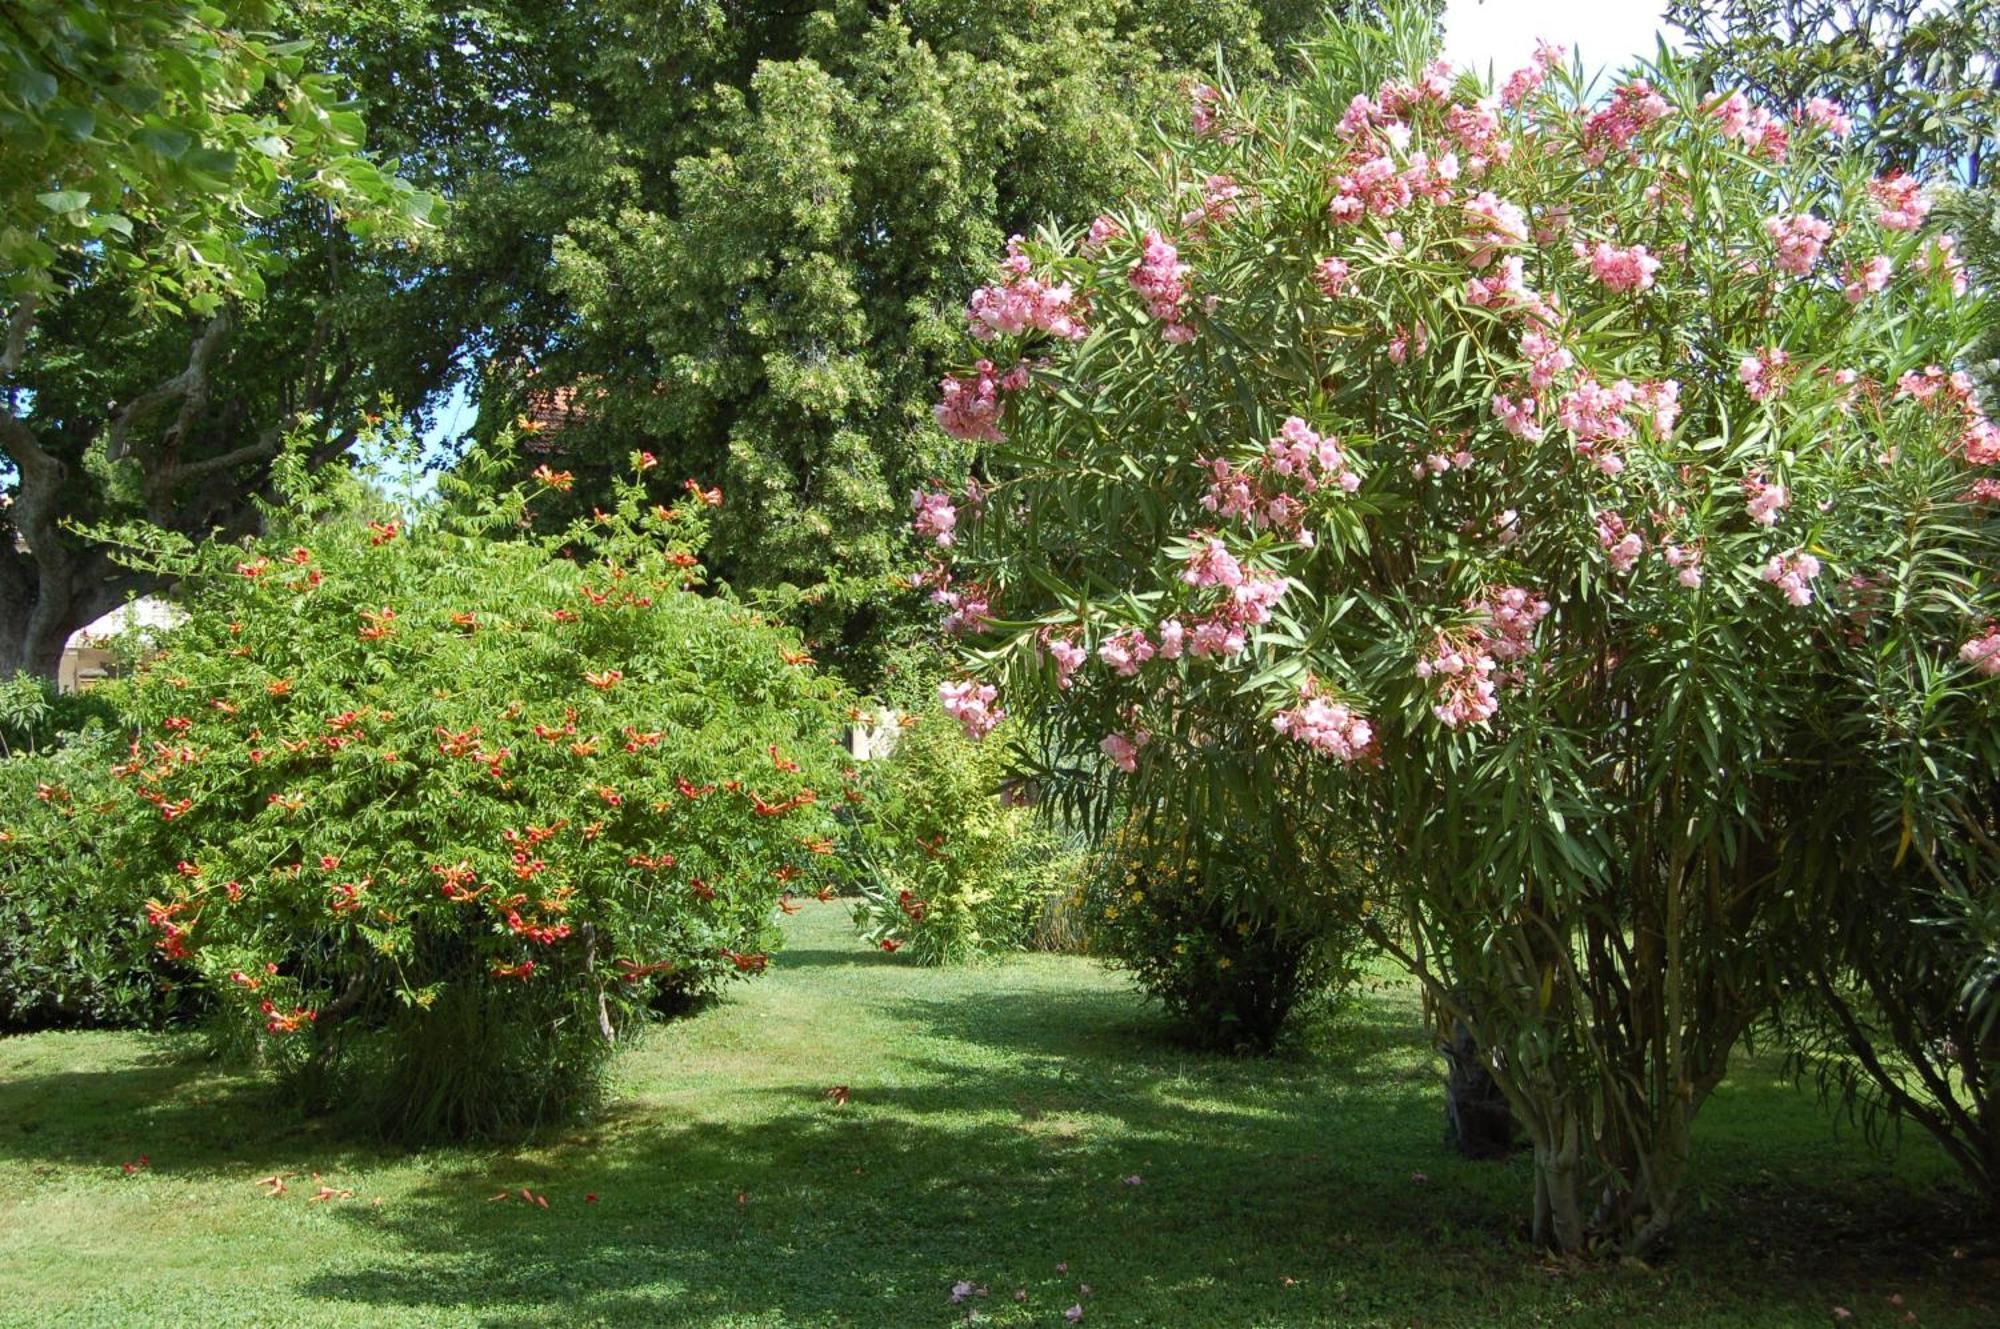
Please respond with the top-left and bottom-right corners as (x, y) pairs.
(99, 447), (854, 1138)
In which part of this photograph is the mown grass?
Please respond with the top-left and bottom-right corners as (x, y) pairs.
(0, 901), (1991, 1327)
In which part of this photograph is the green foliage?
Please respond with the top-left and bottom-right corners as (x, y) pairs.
(848, 708), (1080, 964)
(0, 726), (200, 1031)
(0, 0), (433, 313)
(1087, 815), (1365, 1053)
(95, 448), (853, 1138)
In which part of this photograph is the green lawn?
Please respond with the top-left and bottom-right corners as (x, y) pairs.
(0, 901), (1991, 1328)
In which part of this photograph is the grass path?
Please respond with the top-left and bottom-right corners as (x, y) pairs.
(0, 901), (1992, 1327)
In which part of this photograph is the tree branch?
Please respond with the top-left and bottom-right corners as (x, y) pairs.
(0, 293), (36, 380)
(109, 312), (234, 463)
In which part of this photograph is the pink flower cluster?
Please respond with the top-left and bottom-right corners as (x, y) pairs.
(1182, 174), (1245, 232)
(1583, 240), (1662, 293)
(1463, 191), (1527, 263)
(1329, 152), (1416, 224)
(1314, 255), (1352, 298)
(1190, 84), (1222, 137)
(1097, 627), (1157, 677)
(1500, 41), (1566, 109)
(1273, 686), (1374, 763)
(1842, 255), (1893, 303)
(1417, 587), (1549, 729)
(1961, 627), (2000, 677)
(1581, 81), (1671, 164)
(1662, 542), (1704, 589)
(1710, 92), (1788, 161)
(1596, 511), (1643, 574)
(1418, 630), (1497, 729)
(1100, 729), (1150, 773)
(1387, 322), (1428, 364)
(1182, 536), (1243, 590)
(1556, 376), (1679, 474)
(1742, 472), (1789, 527)
(1199, 420), (1357, 543)
(911, 488), (958, 546)
(1129, 231), (1194, 343)
(1758, 551), (1822, 606)
(1897, 366), (2000, 467)
(1738, 346), (1792, 403)
(966, 236), (1086, 342)
(939, 679), (1003, 740)
(1868, 173), (1930, 231)
(936, 359), (1028, 442)
(1046, 634), (1087, 689)
(1763, 214), (1830, 276)
(1800, 97), (1853, 138)
(1445, 100), (1510, 174)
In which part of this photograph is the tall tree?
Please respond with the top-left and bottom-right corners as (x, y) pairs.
(0, 1), (431, 677)
(447, 0), (1398, 684)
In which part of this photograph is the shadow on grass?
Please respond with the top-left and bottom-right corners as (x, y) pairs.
(2, 968), (1993, 1326)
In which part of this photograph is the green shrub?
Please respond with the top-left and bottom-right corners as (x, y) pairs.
(99, 449), (852, 1138)
(848, 708), (1080, 963)
(0, 727), (200, 1031)
(1088, 816), (1366, 1053)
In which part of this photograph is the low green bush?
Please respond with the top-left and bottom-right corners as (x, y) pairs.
(848, 708), (1081, 963)
(1088, 816), (1367, 1053)
(0, 726), (200, 1031)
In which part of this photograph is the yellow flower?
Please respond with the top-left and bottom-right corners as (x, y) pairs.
(1236, 921), (1251, 936)
(1103, 906), (1119, 921)
(1173, 943), (1187, 955)
(1130, 890), (1145, 904)
(1218, 957), (1233, 969)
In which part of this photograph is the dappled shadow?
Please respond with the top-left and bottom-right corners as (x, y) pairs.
(769, 941), (906, 971)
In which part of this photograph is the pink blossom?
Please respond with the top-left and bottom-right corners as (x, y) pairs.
(1842, 255), (1893, 303)
(1709, 91), (1751, 139)
(1155, 618), (1185, 659)
(966, 236), (1086, 342)
(1273, 690), (1374, 762)
(1763, 214), (1831, 276)
(1337, 93), (1378, 140)
(1662, 542), (1704, 588)
(910, 488), (958, 546)
(1519, 325), (1573, 390)
(1492, 390), (1544, 441)
(1501, 41), (1566, 107)
(1557, 376), (1638, 473)
(1228, 571), (1289, 627)
(1483, 585), (1551, 661)
(939, 679), (1004, 740)
(1743, 472), (1789, 526)
(1467, 255), (1529, 308)
(1100, 729), (1149, 773)
(1181, 536), (1244, 590)
(1314, 255), (1352, 298)
(1129, 231), (1193, 340)
(1181, 174), (1246, 231)
(1463, 191), (1527, 262)
(1446, 101), (1509, 172)
(1387, 322), (1428, 364)
(1097, 628), (1156, 677)
(1581, 81), (1671, 163)
(1329, 151), (1414, 224)
(1190, 83), (1222, 137)
(1083, 214), (1123, 253)
(1047, 635), (1087, 689)
(1758, 551), (1822, 606)
(1961, 627), (2000, 676)
(934, 360), (1008, 442)
(1868, 173), (1930, 231)
(1584, 240), (1662, 293)
(1596, 512), (1643, 574)
(1266, 416), (1359, 493)
(1801, 97), (1853, 138)
(1187, 617), (1247, 659)
(1738, 347), (1791, 403)
(1417, 630), (1499, 729)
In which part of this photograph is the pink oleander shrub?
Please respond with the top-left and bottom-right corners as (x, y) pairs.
(916, 12), (1998, 1249)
